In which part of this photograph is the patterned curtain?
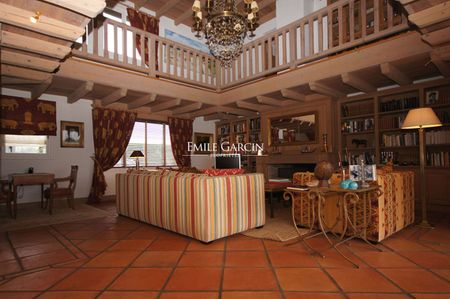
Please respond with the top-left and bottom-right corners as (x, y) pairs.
(127, 8), (159, 68)
(0, 96), (56, 136)
(168, 117), (193, 168)
(88, 108), (136, 203)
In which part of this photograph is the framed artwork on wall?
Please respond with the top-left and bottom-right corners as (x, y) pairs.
(425, 90), (439, 105)
(193, 132), (213, 154)
(61, 121), (84, 148)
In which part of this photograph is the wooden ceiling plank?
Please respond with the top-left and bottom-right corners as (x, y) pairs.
(67, 81), (94, 103)
(2, 64), (52, 81)
(172, 102), (203, 115)
(341, 72), (377, 93)
(1, 49), (59, 72)
(380, 63), (412, 85)
(186, 106), (222, 118)
(149, 98), (182, 113)
(41, 0), (106, 18)
(256, 95), (287, 106)
(175, 0), (204, 25)
(31, 78), (53, 100)
(309, 82), (345, 98)
(421, 27), (450, 46)
(259, 10), (276, 25)
(219, 106), (258, 117)
(431, 53), (450, 77)
(408, 1), (450, 28)
(102, 88), (128, 106)
(434, 44), (450, 61)
(236, 101), (272, 111)
(281, 89), (306, 102)
(1, 77), (42, 85)
(156, 0), (179, 18)
(0, 3), (85, 41)
(204, 113), (239, 121)
(135, 0), (149, 10)
(0, 31), (71, 59)
(128, 94), (157, 110)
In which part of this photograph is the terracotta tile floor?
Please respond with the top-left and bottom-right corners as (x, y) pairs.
(0, 201), (449, 298)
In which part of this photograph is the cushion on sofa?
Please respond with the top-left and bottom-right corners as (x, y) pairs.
(202, 168), (245, 176)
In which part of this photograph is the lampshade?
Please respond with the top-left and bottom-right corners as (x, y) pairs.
(130, 150), (144, 158)
(401, 107), (442, 129)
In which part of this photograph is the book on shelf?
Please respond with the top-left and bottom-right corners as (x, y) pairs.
(341, 100), (373, 117)
(379, 95), (419, 112)
(218, 125), (230, 135)
(427, 151), (450, 167)
(426, 129), (450, 145)
(249, 118), (260, 131)
(342, 118), (374, 133)
(435, 110), (450, 124)
(381, 151), (398, 164)
(382, 132), (418, 147)
(233, 122), (246, 133)
(379, 115), (405, 130)
(344, 152), (375, 165)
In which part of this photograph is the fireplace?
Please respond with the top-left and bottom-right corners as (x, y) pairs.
(267, 163), (316, 180)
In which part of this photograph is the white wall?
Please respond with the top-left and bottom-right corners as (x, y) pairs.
(1, 88), (94, 203)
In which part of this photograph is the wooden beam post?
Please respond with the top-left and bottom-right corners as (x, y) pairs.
(102, 88), (128, 106)
(67, 81), (94, 103)
(127, 94), (157, 110)
(380, 63), (412, 85)
(341, 72), (377, 93)
(31, 78), (53, 100)
(280, 89), (306, 102)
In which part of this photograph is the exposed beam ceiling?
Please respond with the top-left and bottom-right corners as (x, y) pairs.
(204, 113), (239, 121)
(431, 53), (450, 77)
(1, 49), (59, 73)
(156, 0), (179, 18)
(236, 101), (272, 111)
(2, 64), (52, 81)
(421, 27), (450, 46)
(0, 3), (85, 41)
(256, 95), (288, 106)
(102, 88), (128, 106)
(341, 72), (377, 93)
(408, 1), (450, 28)
(31, 78), (53, 100)
(128, 94), (157, 110)
(281, 89), (306, 102)
(380, 63), (412, 85)
(149, 98), (182, 113)
(67, 81), (94, 103)
(172, 102), (203, 115)
(309, 82), (345, 98)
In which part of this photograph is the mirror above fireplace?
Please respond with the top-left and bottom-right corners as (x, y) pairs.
(269, 112), (318, 146)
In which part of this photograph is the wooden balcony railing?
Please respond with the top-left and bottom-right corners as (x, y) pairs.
(73, 0), (409, 91)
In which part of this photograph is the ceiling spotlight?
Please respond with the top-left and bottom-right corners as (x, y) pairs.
(30, 11), (41, 24)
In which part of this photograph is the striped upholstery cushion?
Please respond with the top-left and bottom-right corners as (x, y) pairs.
(116, 172), (265, 242)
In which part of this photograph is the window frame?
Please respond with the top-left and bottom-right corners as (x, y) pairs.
(115, 120), (176, 168)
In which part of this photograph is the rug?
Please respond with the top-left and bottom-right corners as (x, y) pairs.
(0, 199), (115, 232)
(242, 206), (310, 242)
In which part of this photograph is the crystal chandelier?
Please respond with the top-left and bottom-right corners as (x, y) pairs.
(192, 0), (260, 68)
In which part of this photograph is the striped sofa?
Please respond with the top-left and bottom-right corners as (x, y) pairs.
(116, 171), (265, 243)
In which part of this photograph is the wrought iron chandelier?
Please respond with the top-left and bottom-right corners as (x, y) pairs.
(192, 0), (260, 68)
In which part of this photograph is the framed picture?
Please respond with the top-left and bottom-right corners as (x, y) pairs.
(193, 132), (213, 154)
(426, 90), (439, 105)
(349, 164), (377, 181)
(61, 121), (84, 148)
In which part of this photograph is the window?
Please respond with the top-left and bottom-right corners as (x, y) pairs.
(115, 121), (177, 168)
(3, 135), (48, 154)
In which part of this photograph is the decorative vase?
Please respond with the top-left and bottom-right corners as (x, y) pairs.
(314, 160), (334, 188)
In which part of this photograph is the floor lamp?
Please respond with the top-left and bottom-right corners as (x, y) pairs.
(401, 107), (442, 228)
(130, 150), (144, 170)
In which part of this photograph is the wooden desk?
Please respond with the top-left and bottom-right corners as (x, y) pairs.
(11, 173), (54, 218)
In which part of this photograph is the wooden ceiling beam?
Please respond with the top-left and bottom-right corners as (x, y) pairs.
(172, 102), (203, 115)
(256, 95), (287, 106)
(408, 1), (450, 28)
(31, 78), (53, 100)
(341, 72), (377, 93)
(309, 82), (345, 98)
(380, 63), (412, 85)
(156, 0), (179, 18)
(0, 31), (71, 59)
(259, 10), (276, 24)
(102, 88), (128, 106)
(67, 81), (94, 103)
(41, 0), (106, 18)
(149, 98), (182, 113)
(0, 3), (85, 41)
(1, 77), (42, 85)
(431, 53), (450, 77)
(128, 94), (157, 110)
(422, 27), (450, 46)
(1, 49), (59, 73)
(434, 44), (450, 61)
(2, 64), (52, 81)
(185, 106), (221, 118)
(236, 101), (272, 111)
(281, 89), (306, 102)
(204, 113), (239, 121)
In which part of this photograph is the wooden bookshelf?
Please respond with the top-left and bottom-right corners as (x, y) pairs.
(215, 116), (261, 172)
(338, 78), (450, 206)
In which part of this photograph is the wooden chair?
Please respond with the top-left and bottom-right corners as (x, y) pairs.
(44, 165), (78, 214)
(0, 180), (12, 216)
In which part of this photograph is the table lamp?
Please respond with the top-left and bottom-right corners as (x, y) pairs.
(402, 107), (442, 228)
(130, 150), (144, 170)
